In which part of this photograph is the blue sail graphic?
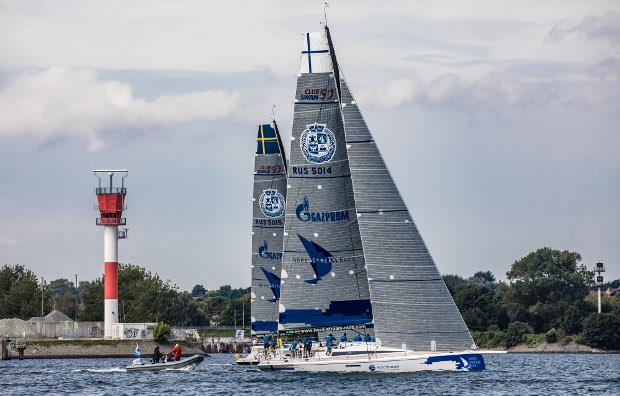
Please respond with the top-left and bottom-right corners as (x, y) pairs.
(297, 234), (333, 284)
(260, 267), (281, 302)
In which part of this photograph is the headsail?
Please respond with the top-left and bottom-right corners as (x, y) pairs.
(278, 30), (372, 331)
(328, 28), (475, 351)
(251, 122), (287, 334)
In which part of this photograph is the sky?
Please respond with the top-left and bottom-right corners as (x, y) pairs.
(0, 0), (618, 290)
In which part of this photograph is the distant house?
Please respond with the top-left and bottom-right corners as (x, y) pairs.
(588, 288), (618, 297)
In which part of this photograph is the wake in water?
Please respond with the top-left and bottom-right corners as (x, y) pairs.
(163, 364), (198, 372)
(72, 367), (127, 373)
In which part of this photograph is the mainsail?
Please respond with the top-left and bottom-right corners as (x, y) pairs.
(251, 122), (287, 334)
(325, 27), (475, 351)
(278, 31), (372, 331)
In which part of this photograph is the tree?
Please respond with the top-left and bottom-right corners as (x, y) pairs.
(153, 322), (172, 343)
(443, 274), (466, 294)
(0, 264), (44, 319)
(452, 283), (508, 331)
(498, 248), (594, 333)
(581, 313), (620, 350)
(56, 292), (77, 319)
(505, 321), (532, 347)
(79, 279), (104, 321)
(469, 271), (497, 292)
(204, 285), (249, 300)
(191, 284), (206, 298)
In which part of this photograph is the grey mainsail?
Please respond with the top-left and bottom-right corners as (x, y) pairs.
(251, 122), (287, 334)
(329, 29), (475, 350)
(278, 32), (372, 331)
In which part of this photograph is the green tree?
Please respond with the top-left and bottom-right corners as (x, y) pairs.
(469, 271), (497, 292)
(220, 294), (250, 327)
(498, 248), (593, 333)
(581, 313), (620, 350)
(443, 274), (466, 294)
(116, 264), (180, 323)
(153, 322), (172, 343)
(205, 285), (249, 300)
(452, 283), (508, 331)
(0, 264), (44, 319)
(79, 279), (104, 321)
(191, 284), (206, 298)
(505, 321), (532, 347)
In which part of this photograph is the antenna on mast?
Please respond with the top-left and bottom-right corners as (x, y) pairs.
(271, 104), (276, 121)
(323, 2), (330, 26)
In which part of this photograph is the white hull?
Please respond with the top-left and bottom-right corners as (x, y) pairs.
(257, 343), (486, 373)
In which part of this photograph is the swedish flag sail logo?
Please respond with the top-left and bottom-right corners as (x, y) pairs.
(256, 124), (281, 155)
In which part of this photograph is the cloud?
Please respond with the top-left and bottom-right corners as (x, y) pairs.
(548, 10), (620, 42)
(0, 68), (239, 150)
(0, 236), (19, 246)
(357, 71), (553, 112)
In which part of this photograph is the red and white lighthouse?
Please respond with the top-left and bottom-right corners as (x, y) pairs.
(94, 170), (128, 339)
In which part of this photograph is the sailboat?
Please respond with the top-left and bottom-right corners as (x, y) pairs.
(236, 121), (288, 366)
(257, 26), (488, 373)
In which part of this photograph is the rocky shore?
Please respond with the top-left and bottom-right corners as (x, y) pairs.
(507, 341), (605, 353)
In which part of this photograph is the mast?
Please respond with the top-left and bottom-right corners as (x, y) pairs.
(250, 122), (287, 335)
(272, 119), (288, 173)
(324, 25), (341, 100)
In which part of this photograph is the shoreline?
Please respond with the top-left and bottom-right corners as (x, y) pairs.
(3, 339), (616, 359)
(3, 339), (248, 360)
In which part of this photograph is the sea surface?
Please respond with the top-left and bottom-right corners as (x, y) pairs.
(1, 353), (618, 395)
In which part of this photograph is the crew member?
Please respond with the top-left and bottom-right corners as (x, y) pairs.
(152, 345), (160, 363)
(289, 339), (298, 358)
(271, 335), (278, 354)
(325, 334), (334, 355)
(173, 343), (182, 361)
(363, 333), (371, 342)
(263, 334), (271, 352)
(353, 334), (362, 342)
(340, 332), (348, 347)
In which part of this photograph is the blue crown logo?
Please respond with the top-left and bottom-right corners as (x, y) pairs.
(300, 123), (336, 164)
(259, 189), (285, 218)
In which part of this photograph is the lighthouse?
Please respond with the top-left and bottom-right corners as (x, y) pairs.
(94, 170), (128, 339)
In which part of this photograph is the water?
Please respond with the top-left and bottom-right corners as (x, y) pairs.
(1, 354), (618, 395)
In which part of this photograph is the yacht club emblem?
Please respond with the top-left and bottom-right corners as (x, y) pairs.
(300, 123), (336, 164)
(259, 189), (285, 218)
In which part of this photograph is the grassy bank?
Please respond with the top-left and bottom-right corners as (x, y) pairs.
(471, 330), (613, 352)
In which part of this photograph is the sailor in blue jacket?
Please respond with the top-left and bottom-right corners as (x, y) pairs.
(325, 333), (334, 355)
